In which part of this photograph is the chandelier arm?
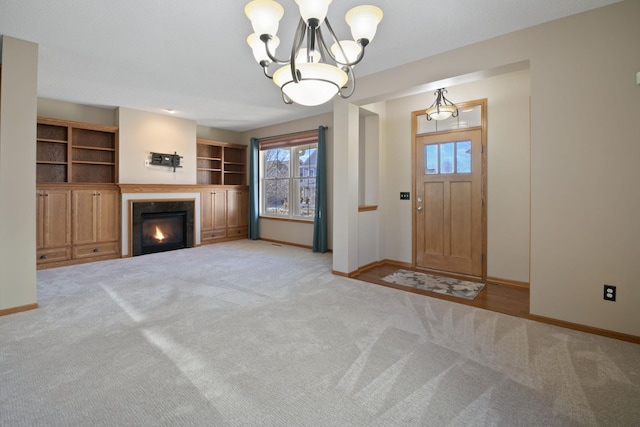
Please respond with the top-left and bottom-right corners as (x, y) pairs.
(260, 36), (289, 65)
(338, 67), (356, 99)
(321, 18), (367, 67)
(290, 18), (308, 83)
(262, 65), (274, 79)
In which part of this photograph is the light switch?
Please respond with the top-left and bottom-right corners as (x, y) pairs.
(400, 192), (410, 200)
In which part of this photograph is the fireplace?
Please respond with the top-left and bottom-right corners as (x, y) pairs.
(131, 200), (195, 256)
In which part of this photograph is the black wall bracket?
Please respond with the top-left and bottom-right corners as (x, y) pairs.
(150, 152), (183, 172)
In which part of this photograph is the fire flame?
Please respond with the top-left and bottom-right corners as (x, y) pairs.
(153, 226), (166, 242)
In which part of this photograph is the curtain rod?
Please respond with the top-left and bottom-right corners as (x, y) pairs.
(255, 126), (328, 143)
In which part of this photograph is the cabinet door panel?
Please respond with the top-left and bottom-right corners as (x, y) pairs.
(212, 190), (227, 230)
(97, 190), (119, 242)
(227, 190), (248, 229)
(73, 190), (97, 245)
(201, 189), (226, 231)
(42, 189), (71, 248)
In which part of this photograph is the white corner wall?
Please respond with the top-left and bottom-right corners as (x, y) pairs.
(0, 36), (38, 311)
(118, 107), (197, 184)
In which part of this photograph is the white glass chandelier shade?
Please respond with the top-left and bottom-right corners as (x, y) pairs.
(295, 0), (332, 25)
(345, 5), (383, 43)
(245, 0), (284, 36)
(330, 40), (361, 65)
(247, 33), (280, 64)
(425, 105), (457, 121)
(273, 63), (348, 106)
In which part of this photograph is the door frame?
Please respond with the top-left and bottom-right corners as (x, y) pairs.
(411, 98), (488, 280)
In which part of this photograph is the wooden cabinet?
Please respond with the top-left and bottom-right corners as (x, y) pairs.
(36, 117), (120, 269)
(196, 139), (247, 185)
(199, 186), (248, 244)
(200, 188), (227, 243)
(36, 188), (72, 266)
(72, 187), (120, 252)
(36, 185), (120, 269)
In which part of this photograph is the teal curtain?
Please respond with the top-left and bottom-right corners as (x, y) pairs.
(249, 138), (259, 240)
(312, 126), (328, 253)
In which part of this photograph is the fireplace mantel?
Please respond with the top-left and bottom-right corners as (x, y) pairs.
(120, 186), (202, 257)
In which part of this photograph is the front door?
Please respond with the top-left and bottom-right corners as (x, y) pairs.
(415, 129), (483, 277)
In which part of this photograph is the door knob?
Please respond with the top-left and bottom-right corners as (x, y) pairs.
(417, 206), (423, 212)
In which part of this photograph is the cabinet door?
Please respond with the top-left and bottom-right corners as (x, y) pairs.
(38, 189), (71, 249)
(201, 189), (227, 231)
(96, 189), (119, 242)
(227, 190), (248, 228)
(72, 190), (98, 245)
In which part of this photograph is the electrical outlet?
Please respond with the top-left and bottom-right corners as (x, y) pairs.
(603, 284), (616, 301)
(400, 192), (410, 200)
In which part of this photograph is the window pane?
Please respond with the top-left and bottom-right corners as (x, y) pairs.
(263, 179), (290, 215)
(265, 148), (290, 178)
(293, 177), (315, 218)
(296, 144), (317, 178)
(425, 144), (438, 174)
(456, 141), (471, 173)
(440, 143), (455, 174)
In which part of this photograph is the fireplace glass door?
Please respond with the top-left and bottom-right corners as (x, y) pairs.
(141, 212), (186, 254)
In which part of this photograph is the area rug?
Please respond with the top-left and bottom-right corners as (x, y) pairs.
(381, 269), (485, 300)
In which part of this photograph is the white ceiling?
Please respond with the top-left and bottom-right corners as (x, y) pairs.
(0, 0), (621, 132)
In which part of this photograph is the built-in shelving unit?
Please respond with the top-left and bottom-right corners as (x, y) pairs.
(37, 117), (118, 184)
(196, 139), (246, 185)
(36, 117), (120, 269)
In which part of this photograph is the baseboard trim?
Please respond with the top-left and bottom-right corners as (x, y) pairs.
(0, 303), (39, 317)
(529, 314), (640, 344)
(260, 238), (312, 250)
(333, 259), (413, 278)
(486, 276), (529, 289)
(258, 238), (332, 253)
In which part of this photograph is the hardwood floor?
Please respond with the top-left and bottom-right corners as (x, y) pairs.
(352, 263), (530, 319)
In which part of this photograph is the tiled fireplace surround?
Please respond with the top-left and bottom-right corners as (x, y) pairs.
(119, 185), (201, 257)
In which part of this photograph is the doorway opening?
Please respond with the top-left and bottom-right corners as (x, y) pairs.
(411, 99), (487, 279)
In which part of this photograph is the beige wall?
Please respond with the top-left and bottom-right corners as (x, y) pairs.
(240, 112), (333, 249)
(0, 36), (38, 311)
(197, 125), (243, 145)
(38, 98), (116, 126)
(117, 107), (197, 184)
(335, 0), (640, 336)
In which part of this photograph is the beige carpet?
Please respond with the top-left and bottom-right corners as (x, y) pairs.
(1, 240), (639, 426)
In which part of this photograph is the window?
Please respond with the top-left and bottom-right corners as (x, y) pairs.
(260, 133), (318, 220)
(424, 140), (472, 175)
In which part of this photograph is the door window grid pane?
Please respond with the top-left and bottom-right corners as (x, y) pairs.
(424, 141), (472, 175)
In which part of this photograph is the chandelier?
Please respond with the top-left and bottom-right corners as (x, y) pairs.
(425, 88), (458, 121)
(245, 0), (383, 106)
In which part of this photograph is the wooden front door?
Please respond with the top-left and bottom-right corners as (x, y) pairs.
(415, 129), (483, 277)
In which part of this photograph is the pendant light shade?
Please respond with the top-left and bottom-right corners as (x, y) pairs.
(345, 5), (383, 43)
(330, 40), (362, 65)
(295, 0), (332, 25)
(247, 33), (280, 64)
(245, 0), (284, 36)
(273, 63), (348, 106)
